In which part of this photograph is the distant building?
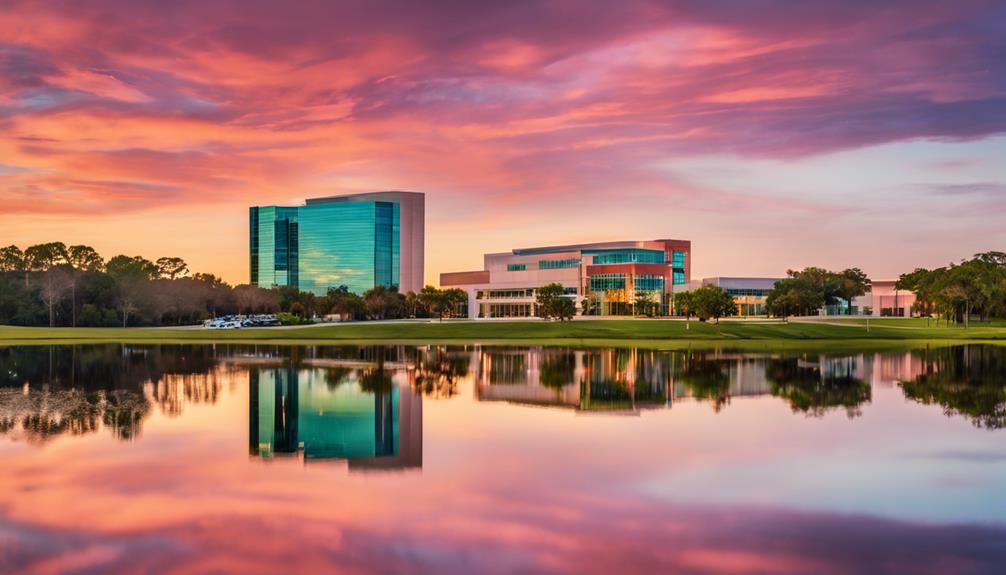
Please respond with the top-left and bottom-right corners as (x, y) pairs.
(440, 239), (691, 318)
(681, 277), (782, 316)
(250, 191), (424, 295)
(852, 280), (917, 317)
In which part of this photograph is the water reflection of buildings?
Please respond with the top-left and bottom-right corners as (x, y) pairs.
(476, 348), (676, 414)
(248, 360), (422, 471)
(474, 348), (939, 417)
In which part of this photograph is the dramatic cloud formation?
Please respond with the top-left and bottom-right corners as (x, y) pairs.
(1, 0), (1004, 282)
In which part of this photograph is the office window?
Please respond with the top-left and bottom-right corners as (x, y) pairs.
(590, 273), (626, 291)
(507, 263), (527, 272)
(249, 207), (259, 284)
(673, 271), (686, 285)
(296, 202), (377, 295)
(725, 288), (772, 297)
(539, 258), (580, 269)
(672, 251), (687, 269)
(478, 288), (535, 299)
(634, 275), (665, 292)
(374, 201), (398, 289)
(590, 249), (666, 265)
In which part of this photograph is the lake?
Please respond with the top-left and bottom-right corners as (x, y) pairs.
(1, 343), (1004, 574)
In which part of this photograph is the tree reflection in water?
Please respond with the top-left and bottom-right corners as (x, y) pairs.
(0, 344), (222, 441)
(539, 351), (576, 390)
(2, 344), (1005, 444)
(766, 356), (871, 419)
(412, 347), (471, 399)
(674, 352), (732, 412)
(0, 387), (146, 442)
(900, 346), (1006, 430)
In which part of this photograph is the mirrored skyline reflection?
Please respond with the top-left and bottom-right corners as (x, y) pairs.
(0, 344), (1005, 573)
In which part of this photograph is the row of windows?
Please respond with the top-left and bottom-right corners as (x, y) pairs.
(476, 286), (579, 299)
(539, 258), (580, 269)
(507, 263), (526, 271)
(634, 275), (665, 292)
(477, 289), (535, 299)
(249, 207), (259, 284)
(591, 274), (668, 292)
(737, 303), (767, 316)
(590, 249), (666, 265)
(251, 203), (399, 295)
(591, 273), (626, 291)
(725, 288), (772, 297)
(672, 251), (687, 268)
(374, 201), (399, 289)
(480, 303), (535, 318)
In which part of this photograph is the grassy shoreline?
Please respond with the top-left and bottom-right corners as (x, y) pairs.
(1, 318), (1005, 350)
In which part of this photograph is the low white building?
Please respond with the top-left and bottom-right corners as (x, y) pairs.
(440, 239), (692, 318)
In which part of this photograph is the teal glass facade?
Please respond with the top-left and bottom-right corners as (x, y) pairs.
(588, 249), (666, 265)
(591, 273), (626, 291)
(251, 206), (300, 289)
(634, 275), (665, 292)
(539, 258), (580, 270)
(670, 251), (687, 285)
(250, 200), (401, 295)
(672, 251), (686, 268)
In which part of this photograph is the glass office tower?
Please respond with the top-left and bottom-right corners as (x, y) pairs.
(250, 191), (424, 295)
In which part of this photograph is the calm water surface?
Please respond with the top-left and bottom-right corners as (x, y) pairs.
(1, 344), (1005, 574)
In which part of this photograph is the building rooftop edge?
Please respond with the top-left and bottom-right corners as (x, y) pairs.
(252, 191), (425, 209)
(508, 239), (690, 256)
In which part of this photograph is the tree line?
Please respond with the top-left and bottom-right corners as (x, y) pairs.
(896, 252), (1006, 326)
(0, 242), (467, 327)
(764, 267), (871, 318)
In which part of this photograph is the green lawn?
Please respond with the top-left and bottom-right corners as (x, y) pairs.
(1, 318), (1005, 349)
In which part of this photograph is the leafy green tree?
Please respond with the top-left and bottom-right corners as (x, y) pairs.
(835, 268), (871, 314)
(66, 245), (104, 272)
(363, 285), (404, 320)
(897, 268), (938, 317)
(557, 298), (576, 321)
(633, 290), (658, 317)
(419, 285), (449, 320)
(673, 290), (694, 318)
(690, 285), (737, 323)
(155, 257), (189, 280)
(24, 242), (68, 272)
(766, 267), (859, 317)
(403, 290), (427, 318)
(324, 285), (365, 320)
(536, 283), (574, 320)
(106, 255), (159, 280)
(0, 245), (25, 272)
(443, 288), (468, 319)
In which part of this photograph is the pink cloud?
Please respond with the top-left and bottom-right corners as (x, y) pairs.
(0, 0), (1003, 282)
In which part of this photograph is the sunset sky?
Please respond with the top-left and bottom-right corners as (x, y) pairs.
(2, 0), (1004, 286)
